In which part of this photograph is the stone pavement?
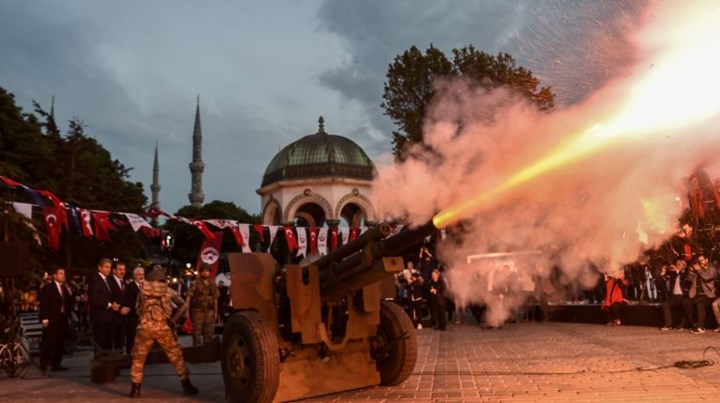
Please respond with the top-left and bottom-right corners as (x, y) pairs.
(3, 322), (720, 402)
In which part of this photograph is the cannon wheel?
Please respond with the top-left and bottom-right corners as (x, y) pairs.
(222, 311), (280, 403)
(376, 300), (417, 385)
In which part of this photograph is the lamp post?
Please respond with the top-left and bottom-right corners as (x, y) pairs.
(165, 233), (174, 278)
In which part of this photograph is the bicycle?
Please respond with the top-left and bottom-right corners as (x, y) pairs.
(0, 316), (31, 378)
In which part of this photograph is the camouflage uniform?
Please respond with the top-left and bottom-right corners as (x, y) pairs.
(130, 281), (189, 383)
(187, 278), (218, 346)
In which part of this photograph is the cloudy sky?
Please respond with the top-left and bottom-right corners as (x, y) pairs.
(0, 0), (647, 215)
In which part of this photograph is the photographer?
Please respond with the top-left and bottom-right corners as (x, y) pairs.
(686, 254), (717, 334)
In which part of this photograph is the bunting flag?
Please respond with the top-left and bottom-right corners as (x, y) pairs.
(267, 226), (280, 252)
(37, 190), (68, 231)
(349, 227), (360, 242)
(43, 206), (63, 250)
(0, 175), (21, 187)
(339, 227), (349, 247)
(124, 213), (153, 232)
(309, 226), (318, 255)
(228, 221), (245, 249)
(205, 219), (232, 229)
(317, 227), (328, 255)
(192, 220), (216, 240)
(253, 224), (266, 243)
(145, 206), (172, 219)
(68, 207), (82, 235)
(12, 202), (42, 245)
(296, 227), (307, 257)
(237, 223), (251, 253)
(283, 226), (298, 251)
(330, 226), (338, 251)
(0, 176), (45, 206)
(79, 209), (94, 237)
(196, 231), (224, 278)
(91, 211), (116, 241)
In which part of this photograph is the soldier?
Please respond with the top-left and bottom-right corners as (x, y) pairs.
(129, 265), (198, 398)
(185, 263), (218, 346)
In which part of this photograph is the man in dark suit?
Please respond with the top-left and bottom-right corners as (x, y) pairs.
(88, 258), (120, 354)
(123, 265), (144, 354)
(108, 261), (132, 352)
(39, 267), (73, 372)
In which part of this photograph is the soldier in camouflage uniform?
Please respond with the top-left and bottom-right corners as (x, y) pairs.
(185, 264), (218, 346)
(129, 265), (198, 398)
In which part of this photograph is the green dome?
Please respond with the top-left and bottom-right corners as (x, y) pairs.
(261, 117), (375, 187)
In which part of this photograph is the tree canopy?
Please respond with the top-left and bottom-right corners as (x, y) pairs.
(382, 45), (555, 159)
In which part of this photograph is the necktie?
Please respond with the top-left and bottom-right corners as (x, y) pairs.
(120, 280), (125, 292)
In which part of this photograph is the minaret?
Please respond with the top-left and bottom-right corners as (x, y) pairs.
(188, 96), (205, 207)
(151, 140), (161, 208)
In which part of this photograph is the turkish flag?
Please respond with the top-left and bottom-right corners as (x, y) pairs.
(330, 227), (338, 251)
(309, 227), (318, 255)
(229, 223), (245, 248)
(37, 190), (68, 231)
(44, 206), (62, 250)
(196, 231), (224, 278)
(253, 224), (266, 243)
(192, 220), (216, 240)
(79, 209), (94, 237)
(91, 211), (116, 241)
(283, 226), (298, 250)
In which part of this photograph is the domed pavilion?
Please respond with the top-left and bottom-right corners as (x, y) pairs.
(257, 117), (377, 227)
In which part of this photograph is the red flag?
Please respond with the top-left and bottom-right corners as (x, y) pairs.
(349, 227), (360, 242)
(44, 206), (62, 250)
(37, 190), (68, 231)
(196, 231), (224, 278)
(309, 227), (318, 255)
(283, 226), (298, 250)
(91, 211), (116, 241)
(79, 209), (94, 238)
(0, 175), (21, 187)
(146, 206), (172, 219)
(229, 223), (245, 248)
(330, 226), (338, 251)
(253, 224), (266, 243)
(192, 220), (216, 240)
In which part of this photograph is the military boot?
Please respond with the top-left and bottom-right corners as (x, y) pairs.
(129, 383), (141, 398)
(181, 378), (198, 396)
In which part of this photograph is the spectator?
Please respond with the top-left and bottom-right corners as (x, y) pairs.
(108, 261), (131, 353)
(660, 259), (693, 330)
(38, 267), (72, 372)
(602, 272), (628, 326)
(409, 273), (426, 329)
(427, 269), (447, 331)
(687, 254), (717, 334)
(89, 258), (120, 354)
(123, 266), (144, 354)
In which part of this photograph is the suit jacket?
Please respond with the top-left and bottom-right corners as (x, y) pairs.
(89, 272), (115, 324)
(123, 281), (141, 320)
(39, 282), (72, 326)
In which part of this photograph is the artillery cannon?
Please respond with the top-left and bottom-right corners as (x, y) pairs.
(222, 220), (436, 402)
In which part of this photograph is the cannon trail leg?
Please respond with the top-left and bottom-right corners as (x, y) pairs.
(222, 311), (280, 403)
(375, 300), (417, 385)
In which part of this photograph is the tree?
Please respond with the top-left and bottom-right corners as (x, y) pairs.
(382, 45), (555, 159)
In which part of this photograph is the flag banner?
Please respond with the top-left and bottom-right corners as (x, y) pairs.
(80, 209), (94, 237)
(44, 206), (62, 250)
(237, 223), (251, 253)
(349, 227), (360, 242)
(226, 221), (244, 248)
(330, 226), (338, 251)
(68, 207), (82, 235)
(12, 202), (41, 245)
(124, 213), (153, 232)
(296, 227), (307, 257)
(192, 220), (216, 240)
(317, 227), (328, 256)
(196, 231), (224, 278)
(205, 219), (233, 229)
(309, 226), (318, 255)
(268, 226), (280, 252)
(91, 211), (116, 241)
(339, 227), (349, 247)
(37, 190), (68, 231)
(253, 224), (266, 243)
(145, 206), (172, 219)
(283, 226), (298, 251)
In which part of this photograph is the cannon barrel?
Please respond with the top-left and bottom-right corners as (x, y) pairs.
(309, 220), (437, 300)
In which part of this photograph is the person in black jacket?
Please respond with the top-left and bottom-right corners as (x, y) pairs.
(427, 269), (447, 331)
(38, 267), (73, 372)
(123, 266), (144, 354)
(660, 259), (693, 330)
(88, 258), (121, 354)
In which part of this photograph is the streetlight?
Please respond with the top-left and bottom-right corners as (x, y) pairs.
(165, 232), (174, 277)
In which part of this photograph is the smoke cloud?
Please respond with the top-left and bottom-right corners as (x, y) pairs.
(372, 1), (720, 324)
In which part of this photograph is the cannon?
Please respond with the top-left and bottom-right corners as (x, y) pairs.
(222, 220), (436, 402)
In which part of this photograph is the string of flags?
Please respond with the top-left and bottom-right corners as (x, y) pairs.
(1, 175), (449, 255)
